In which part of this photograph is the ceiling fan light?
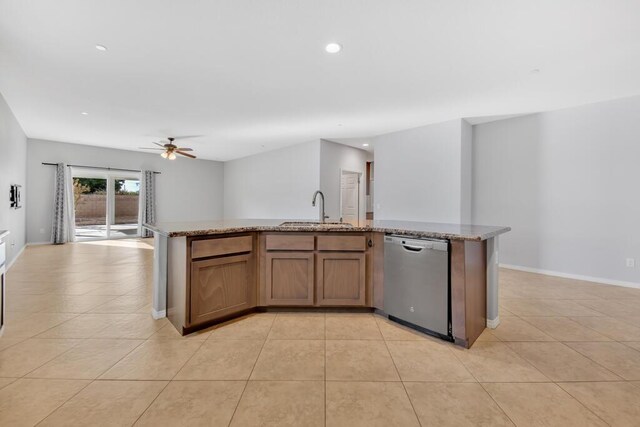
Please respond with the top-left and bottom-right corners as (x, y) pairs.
(161, 151), (168, 159)
(168, 152), (177, 160)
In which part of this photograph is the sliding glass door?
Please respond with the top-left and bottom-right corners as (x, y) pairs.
(72, 168), (141, 241)
(73, 175), (108, 239)
(110, 177), (140, 238)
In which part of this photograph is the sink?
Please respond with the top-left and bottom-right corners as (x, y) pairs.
(279, 221), (353, 228)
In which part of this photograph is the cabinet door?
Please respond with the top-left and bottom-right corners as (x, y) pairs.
(316, 252), (366, 306)
(265, 252), (315, 306)
(190, 254), (254, 325)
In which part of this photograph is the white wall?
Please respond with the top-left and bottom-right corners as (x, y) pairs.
(223, 140), (321, 219)
(26, 139), (224, 244)
(0, 92), (27, 266)
(373, 119), (470, 223)
(473, 96), (640, 284)
(460, 120), (473, 224)
(319, 140), (368, 221)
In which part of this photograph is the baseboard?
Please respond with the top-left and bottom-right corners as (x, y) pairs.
(500, 263), (640, 289)
(7, 244), (26, 270)
(486, 316), (500, 329)
(27, 241), (52, 246)
(152, 309), (166, 319)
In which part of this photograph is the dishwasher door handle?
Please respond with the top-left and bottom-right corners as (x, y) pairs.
(402, 244), (427, 253)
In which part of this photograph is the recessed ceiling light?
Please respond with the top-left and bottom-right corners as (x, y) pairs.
(81, 112), (88, 115)
(530, 68), (540, 74)
(362, 143), (369, 147)
(325, 43), (342, 53)
(95, 44), (108, 52)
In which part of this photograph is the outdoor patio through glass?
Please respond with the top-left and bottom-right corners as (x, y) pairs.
(72, 168), (141, 240)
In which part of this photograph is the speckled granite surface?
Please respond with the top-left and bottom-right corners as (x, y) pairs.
(144, 219), (510, 241)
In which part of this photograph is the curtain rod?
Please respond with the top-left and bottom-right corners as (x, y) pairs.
(41, 163), (161, 174)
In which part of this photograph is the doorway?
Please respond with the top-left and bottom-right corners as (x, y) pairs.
(340, 170), (361, 224)
(72, 168), (141, 240)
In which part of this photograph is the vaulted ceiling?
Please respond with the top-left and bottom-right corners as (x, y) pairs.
(1, 0), (639, 160)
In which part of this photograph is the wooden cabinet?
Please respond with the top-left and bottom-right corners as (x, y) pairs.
(265, 252), (314, 306)
(317, 235), (366, 251)
(190, 253), (255, 325)
(192, 235), (253, 259)
(316, 252), (366, 306)
(260, 232), (371, 308)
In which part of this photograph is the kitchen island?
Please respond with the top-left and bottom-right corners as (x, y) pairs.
(145, 219), (510, 348)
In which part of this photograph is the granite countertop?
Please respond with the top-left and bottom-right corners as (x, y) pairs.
(144, 219), (510, 241)
(0, 230), (9, 240)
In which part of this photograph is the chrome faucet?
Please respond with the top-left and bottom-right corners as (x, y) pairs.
(311, 190), (329, 223)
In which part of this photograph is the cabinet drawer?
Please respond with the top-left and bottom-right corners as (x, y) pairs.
(266, 235), (315, 251)
(317, 235), (366, 251)
(191, 235), (253, 259)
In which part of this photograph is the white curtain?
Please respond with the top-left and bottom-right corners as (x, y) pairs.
(138, 170), (156, 238)
(65, 167), (76, 242)
(51, 163), (76, 244)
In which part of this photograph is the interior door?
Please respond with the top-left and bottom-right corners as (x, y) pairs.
(340, 171), (360, 223)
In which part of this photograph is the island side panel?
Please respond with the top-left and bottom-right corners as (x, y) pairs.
(486, 236), (500, 328)
(167, 236), (188, 333)
(451, 240), (467, 346)
(451, 239), (487, 348)
(151, 232), (168, 319)
(372, 232), (385, 310)
(464, 240), (487, 345)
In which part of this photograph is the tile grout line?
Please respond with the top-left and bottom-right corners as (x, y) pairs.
(25, 339), (148, 382)
(565, 339), (640, 381)
(554, 341), (624, 381)
(32, 376), (95, 427)
(324, 313), (327, 427)
(554, 382), (615, 427)
(476, 381), (530, 427)
(130, 336), (208, 425)
(448, 340), (527, 427)
(226, 313), (277, 427)
(377, 318), (423, 427)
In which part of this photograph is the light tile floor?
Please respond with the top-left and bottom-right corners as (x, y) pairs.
(1, 241), (640, 426)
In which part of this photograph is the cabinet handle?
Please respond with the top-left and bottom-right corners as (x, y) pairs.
(367, 239), (373, 248)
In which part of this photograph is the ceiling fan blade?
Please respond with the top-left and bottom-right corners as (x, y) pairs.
(139, 147), (165, 150)
(172, 135), (203, 140)
(152, 141), (168, 147)
(176, 150), (197, 159)
(175, 147), (193, 151)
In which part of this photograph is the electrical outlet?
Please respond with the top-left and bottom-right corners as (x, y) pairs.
(626, 258), (636, 268)
(39, 228), (45, 234)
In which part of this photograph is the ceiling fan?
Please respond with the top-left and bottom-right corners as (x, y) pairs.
(139, 136), (197, 160)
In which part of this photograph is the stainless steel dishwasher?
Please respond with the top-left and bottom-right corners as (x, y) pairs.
(383, 234), (451, 340)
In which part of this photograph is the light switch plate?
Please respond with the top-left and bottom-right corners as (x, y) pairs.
(626, 258), (636, 268)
